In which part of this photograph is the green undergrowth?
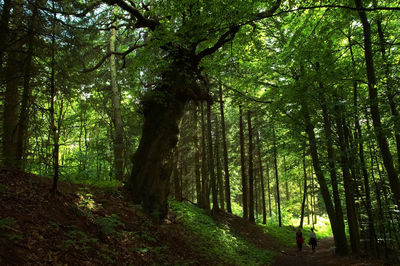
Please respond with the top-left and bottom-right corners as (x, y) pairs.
(170, 200), (275, 266)
(260, 223), (332, 247)
(40, 172), (121, 189)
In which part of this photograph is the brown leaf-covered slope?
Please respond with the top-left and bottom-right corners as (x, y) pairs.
(0, 168), (222, 265)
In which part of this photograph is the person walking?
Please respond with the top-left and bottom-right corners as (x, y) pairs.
(309, 228), (317, 252)
(296, 228), (304, 251)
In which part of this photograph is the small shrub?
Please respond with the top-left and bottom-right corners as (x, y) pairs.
(95, 214), (124, 235)
(65, 229), (98, 253)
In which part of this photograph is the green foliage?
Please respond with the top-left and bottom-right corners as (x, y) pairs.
(170, 200), (275, 265)
(260, 225), (299, 248)
(260, 217), (332, 248)
(64, 229), (98, 253)
(95, 214), (124, 235)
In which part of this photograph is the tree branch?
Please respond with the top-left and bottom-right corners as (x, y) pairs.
(81, 42), (146, 73)
(211, 77), (272, 104)
(195, 25), (240, 62)
(104, 0), (159, 30)
(256, 0), (283, 20)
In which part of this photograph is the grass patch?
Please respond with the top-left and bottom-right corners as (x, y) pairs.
(170, 200), (275, 266)
(260, 216), (332, 248)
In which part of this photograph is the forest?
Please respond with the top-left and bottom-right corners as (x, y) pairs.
(1, 0), (400, 265)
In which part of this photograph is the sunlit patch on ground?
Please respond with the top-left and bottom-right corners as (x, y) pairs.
(75, 190), (99, 211)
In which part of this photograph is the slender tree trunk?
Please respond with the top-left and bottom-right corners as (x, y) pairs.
(239, 105), (248, 219)
(348, 34), (378, 256)
(248, 110), (255, 222)
(299, 144), (307, 229)
(301, 101), (339, 247)
(50, 2), (60, 194)
(334, 102), (361, 254)
(310, 164), (315, 226)
(374, 4), (400, 171)
(207, 100), (218, 212)
(354, 0), (400, 206)
(109, 8), (125, 180)
(215, 114), (225, 210)
(200, 101), (210, 210)
(368, 136), (388, 257)
(283, 155), (289, 202)
(256, 130), (267, 224)
(219, 85), (232, 213)
(179, 153), (184, 201)
(320, 90), (348, 255)
(193, 104), (202, 205)
(266, 159), (272, 217)
(173, 148), (182, 201)
(272, 123), (282, 227)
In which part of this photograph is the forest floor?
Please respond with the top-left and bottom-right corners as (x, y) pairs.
(214, 212), (389, 266)
(0, 167), (396, 265)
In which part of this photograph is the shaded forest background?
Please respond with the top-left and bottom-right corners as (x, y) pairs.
(1, 0), (400, 260)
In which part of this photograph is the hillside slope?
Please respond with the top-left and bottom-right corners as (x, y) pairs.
(0, 168), (391, 265)
(0, 168), (275, 265)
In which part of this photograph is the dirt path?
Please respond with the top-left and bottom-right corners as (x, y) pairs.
(213, 212), (386, 266)
(273, 237), (336, 266)
(272, 237), (381, 266)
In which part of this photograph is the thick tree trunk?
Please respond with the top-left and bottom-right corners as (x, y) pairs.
(354, 0), (400, 206)
(109, 10), (125, 180)
(219, 85), (232, 213)
(239, 105), (248, 219)
(126, 65), (190, 221)
(256, 130), (267, 224)
(272, 123), (282, 227)
(16, 5), (37, 169)
(3, 0), (24, 168)
(247, 110), (255, 222)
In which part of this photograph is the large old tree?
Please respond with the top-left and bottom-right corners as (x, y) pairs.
(100, 0), (281, 220)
